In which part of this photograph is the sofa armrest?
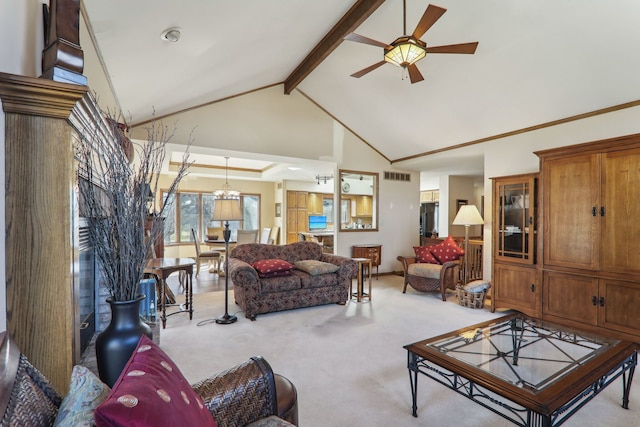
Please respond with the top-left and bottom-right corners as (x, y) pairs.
(192, 356), (278, 427)
(320, 254), (357, 279)
(228, 258), (259, 287)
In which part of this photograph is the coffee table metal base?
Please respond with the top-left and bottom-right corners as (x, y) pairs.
(408, 351), (636, 426)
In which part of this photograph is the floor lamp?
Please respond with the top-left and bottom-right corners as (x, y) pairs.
(211, 197), (242, 324)
(452, 205), (484, 285)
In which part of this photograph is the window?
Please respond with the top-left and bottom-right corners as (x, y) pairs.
(162, 191), (260, 244)
(179, 193), (199, 242)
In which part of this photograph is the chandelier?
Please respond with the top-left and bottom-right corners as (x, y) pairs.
(213, 157), (240, 200)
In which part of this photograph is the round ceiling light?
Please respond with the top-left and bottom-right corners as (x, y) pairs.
(160, 28), (181, 42)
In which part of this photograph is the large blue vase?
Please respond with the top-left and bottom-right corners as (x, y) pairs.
(95, 295), (152, 387)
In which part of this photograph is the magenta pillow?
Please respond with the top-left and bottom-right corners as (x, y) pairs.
(413, 246), (440, 264)
(94, 335), (217, 427)
(430, 235), (465, 263)
(252, 259), (293, 278)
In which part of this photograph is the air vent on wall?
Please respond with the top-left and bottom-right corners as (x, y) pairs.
(384, 171), (411, 182)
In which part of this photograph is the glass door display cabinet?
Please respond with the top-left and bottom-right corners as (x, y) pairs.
(494, 174), (536, 264)
(491, 173), (540, 317)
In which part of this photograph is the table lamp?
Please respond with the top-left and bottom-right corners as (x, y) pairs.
(452, 204), (484, 285)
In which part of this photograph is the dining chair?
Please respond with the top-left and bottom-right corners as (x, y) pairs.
(236, 229), (259, 245)
(260, 227), (271, 244)
(268, 226), (280, 244)
(191, 228), (221, 276)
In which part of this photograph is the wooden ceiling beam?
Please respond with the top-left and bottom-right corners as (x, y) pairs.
(283, 0), (386, 95)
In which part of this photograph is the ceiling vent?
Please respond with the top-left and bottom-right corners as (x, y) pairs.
(384, 171), (411, 182)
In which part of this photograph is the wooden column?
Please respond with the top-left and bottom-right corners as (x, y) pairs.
(41, 0), (86, 85)
(0, 72), (87, 393)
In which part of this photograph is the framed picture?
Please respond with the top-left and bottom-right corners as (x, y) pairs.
(456, 199), (468, 212)
(275, 203), (282, 217)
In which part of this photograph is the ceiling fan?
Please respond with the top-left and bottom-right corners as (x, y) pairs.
(344, 2), (478, 83)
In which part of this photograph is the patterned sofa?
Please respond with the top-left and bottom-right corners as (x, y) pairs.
(228, 241), (357, 320)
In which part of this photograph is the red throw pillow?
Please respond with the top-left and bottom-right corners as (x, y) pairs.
(430, 236), (465, 264)
(252, 259), (294, 278)
(413, 246), (440, 264)
(94, 335), (217, 427)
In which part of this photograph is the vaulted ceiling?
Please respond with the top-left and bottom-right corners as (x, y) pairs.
(82, 0), (640, 180)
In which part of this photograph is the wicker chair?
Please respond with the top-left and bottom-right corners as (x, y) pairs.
(1, 332), (298, 426)
(396, 255), (459, 301)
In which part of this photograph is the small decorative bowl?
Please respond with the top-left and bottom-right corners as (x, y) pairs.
(206, 235), (219, 240)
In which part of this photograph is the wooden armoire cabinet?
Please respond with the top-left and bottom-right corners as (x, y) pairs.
(536, 134), (640, 340)
(491, 173), (540, 317)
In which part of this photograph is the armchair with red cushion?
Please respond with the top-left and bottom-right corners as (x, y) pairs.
(397, 236), (463, 300)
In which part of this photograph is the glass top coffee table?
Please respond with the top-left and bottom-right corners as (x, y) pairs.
(404, 313), (638, 427)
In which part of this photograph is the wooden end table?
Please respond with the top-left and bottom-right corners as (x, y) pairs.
(351, 257), (372, 302)
(144, 258), (196, 329)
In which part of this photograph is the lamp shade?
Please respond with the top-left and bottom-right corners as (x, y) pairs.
(212, 198), (242, 222)
(384, 37), (427, 68)
(452, 205), (484, 226)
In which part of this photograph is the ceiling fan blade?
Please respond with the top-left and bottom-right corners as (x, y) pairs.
(426, 42), (479, 54)
(344, 33), (390, 49)
(412, 4), (447, 40)
(407, 64), (424, 84)
(351, 61), (387, 78)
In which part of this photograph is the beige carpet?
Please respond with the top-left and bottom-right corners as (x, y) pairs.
(160, 275), (639, 426)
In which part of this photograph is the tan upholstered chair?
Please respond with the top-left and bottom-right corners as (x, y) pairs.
(191, 228), (221, 276)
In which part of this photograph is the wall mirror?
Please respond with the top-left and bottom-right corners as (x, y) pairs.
(339, 169), (378, 231)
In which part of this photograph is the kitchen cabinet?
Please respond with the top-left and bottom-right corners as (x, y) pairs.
(307, 192), (324, 215)
(356, 195), (373, 216)
(286, 191), (308, 244)
(420, 189), (439, 203)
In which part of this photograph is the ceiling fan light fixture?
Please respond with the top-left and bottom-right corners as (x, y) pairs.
(384, 36), (426, 68)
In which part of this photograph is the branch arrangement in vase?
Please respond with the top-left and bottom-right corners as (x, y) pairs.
(77, 105), (193, 302)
